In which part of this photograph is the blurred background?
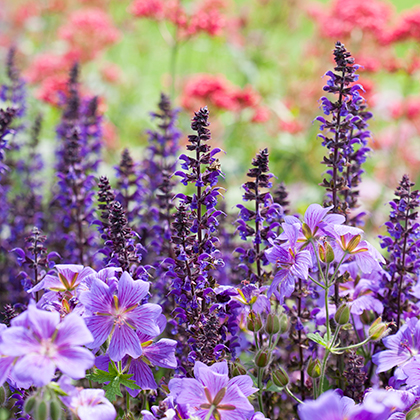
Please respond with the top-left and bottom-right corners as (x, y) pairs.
(1, 0), (420, 233)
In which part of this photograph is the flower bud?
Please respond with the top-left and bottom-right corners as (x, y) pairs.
(319, 242), (335, 263)
(369, 317), (389, 341)
(24, 396), (36, 414)
(279, 313), (289, 334)
(265, 313), (280, 335)
(255, 348), (271, 368)
(360, 309), (376, 325)
(307, 358), (321, 379)
(334, 304), (350, 325)
(406, 406), (420, 420)
(50, 400), (62, 420)
(272, 367), (289, 387)
(0, 386), (5, 406)
(231, 362), (247, 377)
(35, 401), (48, 420)
(247, 311), (262, 332)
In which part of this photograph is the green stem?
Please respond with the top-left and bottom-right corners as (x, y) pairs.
(257, 367), (265, 415)
(324, 285), (331, 342)
(311, 240), (327, 284)
(334, 336), (371, 352)
(126, 391), (130, 414)
(308, 274), (325, 289)
(318, 348), (330, 396)
(285, 387), (304, 404)
(329, 253), (348, 285)
(204, 405), (216, 420)
(312, 378), (318, 399)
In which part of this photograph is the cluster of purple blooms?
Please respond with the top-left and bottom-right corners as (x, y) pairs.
(1, 40), (420, 420)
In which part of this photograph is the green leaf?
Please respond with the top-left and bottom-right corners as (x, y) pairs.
(307, 332), (328, 348)
(104, 378), (123, 402)
(86, 368), (115, 383)
(118, 373), (140, 390)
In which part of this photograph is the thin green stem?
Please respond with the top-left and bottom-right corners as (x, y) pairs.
(329, 253), (348, 285)
(285, 387), (304, 404)
(324, 286), (331, 342)
(318, 348), (330, 396)
(257, 367), (265, 415)
(334, 336), (371, 352)
(311, 240), (327, 284)
(204, 405), (216, 420)
(312, 378), (318, 400)
(126, 391), (130, 414)
(308, 274), (325, 289)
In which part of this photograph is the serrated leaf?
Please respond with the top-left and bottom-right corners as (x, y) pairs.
(86, 368), (115, 383)
(104, 377), (123, 402)
(119, 373), (140, 389)
(307, 332), (328, 347)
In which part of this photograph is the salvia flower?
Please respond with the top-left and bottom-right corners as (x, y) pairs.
(169, 360), (257, 420)
(0, 301), (94, 387)
(79, 271), (161, 361)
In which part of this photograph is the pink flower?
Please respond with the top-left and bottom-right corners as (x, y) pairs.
(58, 8), (120, 62)
(129, 0), (165, 19)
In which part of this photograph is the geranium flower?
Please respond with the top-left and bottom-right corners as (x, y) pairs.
(0, 302), (94, 387)
(79, 271), (161, 361)
(169, 360), (257, 420)
(265, 224), (312, 301)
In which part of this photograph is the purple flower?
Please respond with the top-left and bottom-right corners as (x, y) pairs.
(79, 271), (161, 361)
(265, 224), (312, 301)
(95, 315), (177, 396)
(323, 224), (384, 273)
(59, 377), (116, 420)
(372, 317), (420, 374)
(298, 389), (405, 420)
(169, 360), (257, 420)
(0, 302), (94, 387)
(28, 264), (95, 295)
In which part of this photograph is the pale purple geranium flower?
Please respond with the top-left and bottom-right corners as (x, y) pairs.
(0, 302), (94, 387)
(169, 360), (257, 420)
(298, 389), (406, 420)
(79, 271), (162, 361)
(59, 376), (116, 420)
(323, 224), (385, 273)
(265, 224), (312, 302)
(28, 264), (95, 295)
(373, 318), (420, 385)
(95, 315), (177, 396)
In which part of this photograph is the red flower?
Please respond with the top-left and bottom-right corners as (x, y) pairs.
(58, 8), (120, 62)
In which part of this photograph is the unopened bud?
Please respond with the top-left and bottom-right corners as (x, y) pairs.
(231, 362), (247, 377)
(307, 358), (321, 379)
(279, 313), (289, 334)
(334, 304), (350, 325)
(406, 406), (420, 420)
(50, 400), (62, 420)
(319, 242), (335, 263)
(247, 311), (262, 332)
(272, 367), (289, 387)
(35, 401), (48, 420)
(369, 317), (389, 341)
(265, 313), (280, 335)
(0, 386), (5, 406)
(24, 396), (36, 414)
(255, 348), (270, 368)
(360, 309), (376, 325)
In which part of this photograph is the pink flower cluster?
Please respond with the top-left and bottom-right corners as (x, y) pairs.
(130, 0), (227, 38)
(307, 0), (393, 43)
(181, 73), (269, 123)
(23, 7), (119, 106)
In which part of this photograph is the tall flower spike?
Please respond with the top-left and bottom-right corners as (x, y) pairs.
(49, 64), (98, 265)
(168, 106), (228, 366)
(317, 41), (370, 220)
(378, 174), (420, 329)
(235, 148), (282, 286)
